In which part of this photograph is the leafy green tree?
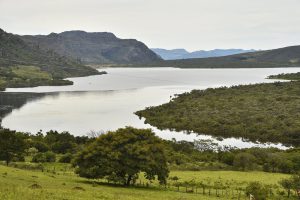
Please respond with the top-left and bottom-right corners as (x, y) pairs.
(31, 141), (49, 152)
(245, 182), (268, 200)
(291, 174), (300, 199)
(233, 152), (256, 171)
(45, 130), (76, 153)
(74, 127), (169, 186)
(279, 178), (293, 198)
(0, 129), (26, 165)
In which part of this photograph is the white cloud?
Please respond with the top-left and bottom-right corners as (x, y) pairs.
(0, 0), (300, 50)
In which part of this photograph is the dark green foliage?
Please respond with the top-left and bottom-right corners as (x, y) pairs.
(0, 129), (26, 165)
(137, 81), (300, 146)
(31, 151), (56, 163)
(279, 174), (300, 199)
(245, 182), (269, 200)
(44, 131), (76, 154)
(279, 178), (293, 198)
(74, 127), (169, 185)
(31, 141), (50, 153)
(269, 72), (300, 81)
(58, 153), (73, 163)
(233, 153), (256, 171)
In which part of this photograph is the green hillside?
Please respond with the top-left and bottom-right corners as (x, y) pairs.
(0, 28), (101, 90)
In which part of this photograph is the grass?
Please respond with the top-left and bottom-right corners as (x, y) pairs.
(12, 66), (52, 80)
(169, 170), (288, 185)
(0, 164), (291, 200)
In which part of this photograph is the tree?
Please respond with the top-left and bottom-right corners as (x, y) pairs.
(279, 178), (293, 198)
(233, 152), (256, 171)
(44, 130), (76, 153)
(280, 174), (300, 199)
(74, 127), (169, 186)
(291, 174), (300, 199)
(245, 182), (268, 200)
(0, 129), (26, 165)
(32, 151), (56, 163)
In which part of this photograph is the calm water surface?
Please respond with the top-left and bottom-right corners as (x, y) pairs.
(4, 67), (300, 148)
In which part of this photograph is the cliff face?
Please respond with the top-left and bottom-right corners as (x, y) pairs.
(21, 31), (162, 64)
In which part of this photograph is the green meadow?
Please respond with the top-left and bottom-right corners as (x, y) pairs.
(0, 164), (291, 200)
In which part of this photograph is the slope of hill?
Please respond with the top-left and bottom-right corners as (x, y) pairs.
(144, 46), (300, 68)
(20, 31), (162, 64)
(0, 28), (100, 90)
(151, 48), (256, 60)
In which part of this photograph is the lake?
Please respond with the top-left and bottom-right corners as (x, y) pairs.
(3, 67), (300, 148)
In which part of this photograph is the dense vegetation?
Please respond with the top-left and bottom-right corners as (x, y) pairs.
(0, 128), (300, 199)
(0, 28), (103, 90)
(1, 128), (300, 175)
(268, 72), (300, 81)
(136, 81), (300, 146)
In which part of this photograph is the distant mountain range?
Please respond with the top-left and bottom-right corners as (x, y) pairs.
(139, 46), (300, 68)
(151, 48), (256, 60)
(21, 31), (162, 64)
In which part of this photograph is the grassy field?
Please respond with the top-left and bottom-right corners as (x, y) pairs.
(0, 164), (291, 200)
(11, 66), (52, 80)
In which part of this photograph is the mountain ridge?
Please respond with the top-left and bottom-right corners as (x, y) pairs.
(151, 48), (256, 60)
(20, 31), (162, 65)
(0, 28), (100, 90)
(140, 45), (300, 68)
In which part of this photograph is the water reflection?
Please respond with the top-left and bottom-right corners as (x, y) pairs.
(2, 67), (300, 149)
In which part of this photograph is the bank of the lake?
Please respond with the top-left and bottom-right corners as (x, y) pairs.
(2, 67), (300, 148)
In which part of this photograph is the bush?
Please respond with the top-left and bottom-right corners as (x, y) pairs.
(32, 151), (56, 163)
(59, 153), (73, 163)
(32, 141), (49, 152)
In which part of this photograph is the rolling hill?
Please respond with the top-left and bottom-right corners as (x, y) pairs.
(143, 45), (300, 68)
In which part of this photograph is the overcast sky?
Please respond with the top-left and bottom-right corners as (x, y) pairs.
(1, 0), (300, 51)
